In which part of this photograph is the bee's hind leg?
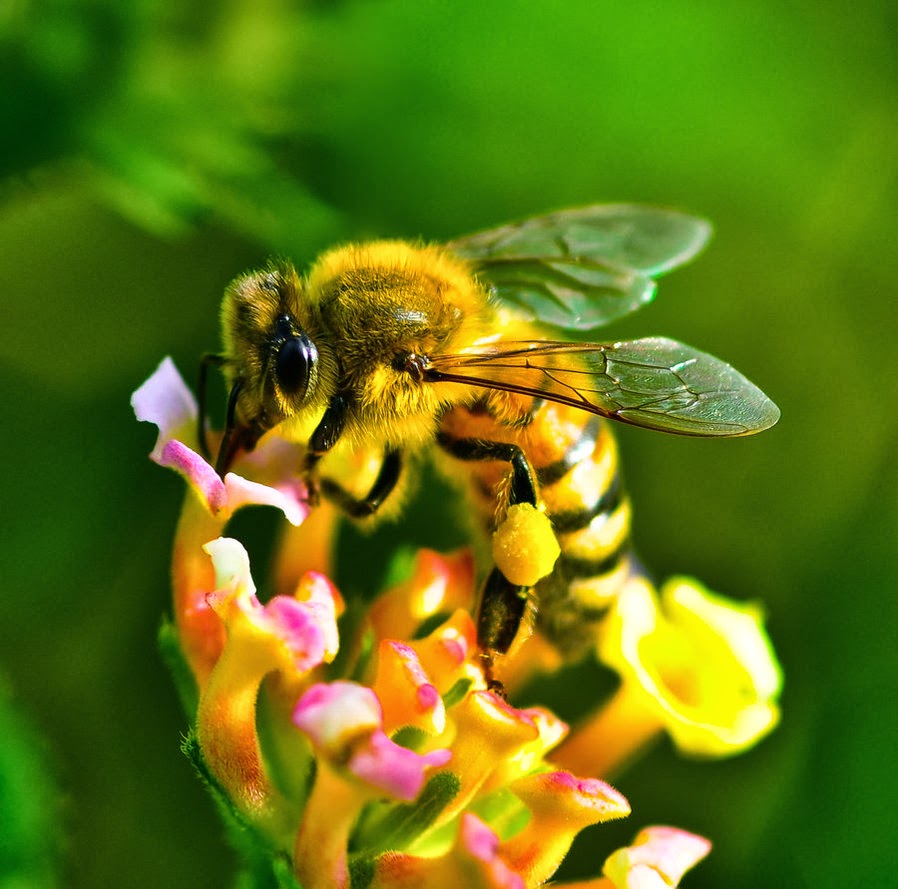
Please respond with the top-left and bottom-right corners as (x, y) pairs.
(434, 434), (538, 510)
(476, 566), (530, 696)
(435, 433), (540, 694)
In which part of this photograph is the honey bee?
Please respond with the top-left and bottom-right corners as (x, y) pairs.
(200, 204), (779, 684)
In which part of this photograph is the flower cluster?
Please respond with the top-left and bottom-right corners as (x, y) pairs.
(133, 358), (782, 888)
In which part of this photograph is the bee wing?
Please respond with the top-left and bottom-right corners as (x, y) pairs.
(426, 337), (780, 437)
(447, 205), (712, 332)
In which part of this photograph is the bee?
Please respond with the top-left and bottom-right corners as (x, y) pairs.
(199, 204), (779, 685)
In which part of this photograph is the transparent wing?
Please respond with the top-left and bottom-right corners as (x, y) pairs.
(425, 337), (779, 437)
(447, 204), (712, 332)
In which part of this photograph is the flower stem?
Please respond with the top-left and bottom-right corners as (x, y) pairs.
(550, 682), (662, 778)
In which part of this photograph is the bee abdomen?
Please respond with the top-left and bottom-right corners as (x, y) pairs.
(438, 401), (636, 658)
(547, 472), (623, 533)
(528, 410), (635, 656)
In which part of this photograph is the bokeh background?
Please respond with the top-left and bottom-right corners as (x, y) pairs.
(2, 1), (896, 886)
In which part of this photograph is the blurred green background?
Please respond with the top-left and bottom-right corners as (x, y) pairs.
(2, 0), (896, 886)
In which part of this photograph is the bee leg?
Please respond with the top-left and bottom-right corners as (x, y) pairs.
(477, 567), (529, 697)
(197, 353), (226, 460)
(434, 435), (538, 508)
(307, 393), (404, 518)
(318, 450), (403, 519)
(309, 393), (350, 454)
(435, 434), (540, 692)
(301, 393), (354, 507)
(301, 452), (323, 508)
(215, 379), (266, 476)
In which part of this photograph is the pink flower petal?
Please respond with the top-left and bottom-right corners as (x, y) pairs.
(131, 356), (199, 459)
(459, 815), (526, 889)
(224, 472), (308, 527)
(264, 596), (328, 673)
(133, 358), (309, 525)
(293, 681), (451, 800)
(294, 573), (341, 662)
(349, 730), (451, 801)
(463, 813), (500, 860)
(293, 682), (383, 750)
(162, 439), (228, 513)
(204, 539), (337, 675)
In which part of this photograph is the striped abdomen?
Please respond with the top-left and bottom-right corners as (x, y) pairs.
(438, 398), (635, 660)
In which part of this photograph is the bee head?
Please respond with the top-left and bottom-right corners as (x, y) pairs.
(221, 265), (327, 437)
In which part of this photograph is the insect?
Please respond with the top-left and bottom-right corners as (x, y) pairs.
(199, 204), (779, 685)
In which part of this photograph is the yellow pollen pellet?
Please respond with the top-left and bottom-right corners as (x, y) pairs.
(492, 503), (561, 587)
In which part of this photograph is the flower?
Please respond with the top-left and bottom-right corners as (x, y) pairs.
(194, 537), (340, 843)
(597, 826), (712, 889)
(133, 357), (314, 683)
(188, 536), (636, 888)
(553, 574), (783, 778)
(134, 358), (782, 888)
(132, 356), (309, 526)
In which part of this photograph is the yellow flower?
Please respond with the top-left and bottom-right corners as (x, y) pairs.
(557, 826), (712, 889)
(600, 826), (712, 889)
(554, 574), (782, 777)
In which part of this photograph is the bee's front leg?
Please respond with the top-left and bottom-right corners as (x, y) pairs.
(302, 452), (324, 508)
(197, 353), (227, 461)
(304, 392), (350, 510)
(214, 378), (268, 476)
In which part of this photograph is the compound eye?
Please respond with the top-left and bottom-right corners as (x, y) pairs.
(275, 334), (317, 399)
